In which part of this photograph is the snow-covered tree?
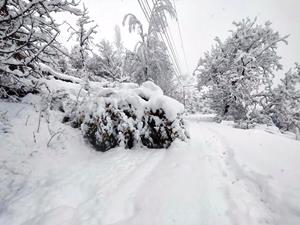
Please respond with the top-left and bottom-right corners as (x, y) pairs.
(69, 45), (87, 70)
(268, 64), (300, 132)
(195, 18), (289, 122)
(122, 0), (177, 95)
(114, 25), (124, 55)
(0, 0), (80, 97)
(86, 39), (123, 81)
(122, 36), (176, 93)
(50, 45), (71, 73)
(68, 4), (97, 70)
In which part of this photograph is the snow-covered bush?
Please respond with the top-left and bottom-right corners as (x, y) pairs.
(140, 108), (186, 148)
(233, 111), (273, 129)
(0, 111), (11, 134)
(48, 90), (73, 113)
(64, 81), (188, 151)
(0, 75), (40, 101)
(267, 64), (300, 132)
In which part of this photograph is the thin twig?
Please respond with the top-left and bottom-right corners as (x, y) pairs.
(33, 131), (36, 143)
(47, 130), (63, 147)
(25, 115), (30, 126)
(75, 86), (84, 108)
(37, 111), (42, 133)
(15, 106), (25, 117)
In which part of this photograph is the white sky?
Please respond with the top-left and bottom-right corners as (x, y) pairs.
(59, 0), (300, 76)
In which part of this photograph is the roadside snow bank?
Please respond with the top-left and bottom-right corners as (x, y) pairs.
(64, 81), (188, 151)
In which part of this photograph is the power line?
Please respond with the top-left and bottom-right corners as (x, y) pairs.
(138, 0), (182, 76)
(137, 0), (150, 22)
(147, 1), (181, 73)
(164, 20), (182, 74)
(137, 0), (189, 103)
(166, 25), (180, 67)
(144, 0), (180, 75)
(140, 0), (182, 79)
(150, 0), (183, 82)
(147, 0), (185, 80)
(172, 0), (189, 74)
(144, 0), (183, 81)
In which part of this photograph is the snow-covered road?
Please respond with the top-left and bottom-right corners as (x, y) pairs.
(1, 103), (300, 225)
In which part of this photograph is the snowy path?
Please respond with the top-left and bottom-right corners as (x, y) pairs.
(1, 104), (300, 225)
(115, 122), (232, 225)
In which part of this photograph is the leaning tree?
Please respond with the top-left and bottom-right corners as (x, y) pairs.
(122, 0), (177, 96)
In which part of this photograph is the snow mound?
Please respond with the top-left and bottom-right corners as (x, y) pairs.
(64, 81), (188, 151)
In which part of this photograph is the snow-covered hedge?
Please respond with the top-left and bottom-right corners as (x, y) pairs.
(64, 81), (188, 151)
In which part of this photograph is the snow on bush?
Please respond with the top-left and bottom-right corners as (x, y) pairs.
(0, 111), (11, 134)
(64, 81), (188, 151)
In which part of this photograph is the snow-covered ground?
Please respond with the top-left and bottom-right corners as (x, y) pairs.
(1, 101), (300, 225)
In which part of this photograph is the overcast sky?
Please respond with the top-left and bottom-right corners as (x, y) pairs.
(62, 0), (300, 76)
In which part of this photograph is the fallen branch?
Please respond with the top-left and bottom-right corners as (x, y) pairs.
(39, 63), (82, 84)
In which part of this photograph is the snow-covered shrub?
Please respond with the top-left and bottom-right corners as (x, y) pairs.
(267, 64), (300, 132)
(0, 75), (40, 101)
(48, 90), (73, 113)
(141, 108), (186, 148)
(80, 102), (138, 151)
(248, 110), (274, 125)
(0, 111), (11, 134)
(64, 81), (188, 151)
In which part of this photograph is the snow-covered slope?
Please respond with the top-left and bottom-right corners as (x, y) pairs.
(1, 102), (300, 225)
